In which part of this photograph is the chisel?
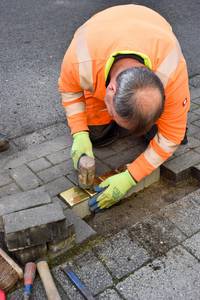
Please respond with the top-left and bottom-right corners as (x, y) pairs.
(62, 267), (95, 300)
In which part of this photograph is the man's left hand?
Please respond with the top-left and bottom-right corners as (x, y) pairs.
(88, 170), (136, 212)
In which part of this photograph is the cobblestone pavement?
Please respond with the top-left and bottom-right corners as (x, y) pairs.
(1, 77), (200, 299)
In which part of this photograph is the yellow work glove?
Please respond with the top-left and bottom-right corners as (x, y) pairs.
(71, 131), (94, 169)
(89, 170), (136, 212)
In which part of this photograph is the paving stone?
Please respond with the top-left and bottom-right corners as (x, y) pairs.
(14, 244), (47, 265)
(44, 176), (74, 197)
(96, 289), (122, 300)
(8, 288), (23, 300)
(190, 75), (200, 88)
(4, 202), (68, 250)
(37, 161), (73, 183)
(161, 150), (200, 181)
(38, 121), (71, 142)
(103, 144), (145, 170)
(94, 229), (150, 279)
(64, 209), (96, 244)
(10, 164), (41, 191)
(187, 123), (200, 135)
(191, 163), (200, 180)
(182, 232), (200, 260)
(0, 136), (68, 170)
(187, 111), (200, 123)
(110, 136), (144, 152)
(0, 172), (12, 187)
(190, 87), (200, 100)
(116, 246), (200, 300)
(190, 102), (199, 112)
(48, 234), (75, 259)
(0, 187), (51, 230)
(46, 148), (71, 165)
(27, 157), (52, 172)
(0, 182), (21, 198)
(13, 132), (46, 150)
(129, 215), (186, 258)
(94, 146), (116, 160)
(174, 136), (200, 156)
(53, 250), (113, 297)
(159, 190), (200, 236)
(95, 159), (112, 176)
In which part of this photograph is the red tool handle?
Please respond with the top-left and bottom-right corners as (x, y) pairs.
(0, 289), (6, 300)
(24, 262), (36, 285)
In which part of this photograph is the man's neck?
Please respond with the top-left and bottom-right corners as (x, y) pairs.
(110, 58), (144, 81)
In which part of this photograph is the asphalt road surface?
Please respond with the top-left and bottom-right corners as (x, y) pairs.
(1, 0), (199, 138)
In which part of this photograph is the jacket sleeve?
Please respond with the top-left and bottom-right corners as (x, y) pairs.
(128, 58), (190, 182)
(58, 39), (89, 134)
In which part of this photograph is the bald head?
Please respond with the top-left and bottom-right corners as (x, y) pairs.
(113, 67), (165, 135)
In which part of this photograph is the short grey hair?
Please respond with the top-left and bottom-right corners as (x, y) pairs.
(113, 67), (165, 134)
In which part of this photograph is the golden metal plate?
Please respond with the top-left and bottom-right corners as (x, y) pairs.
(59, 187), (89, 207)
(98, 170), (118, 181)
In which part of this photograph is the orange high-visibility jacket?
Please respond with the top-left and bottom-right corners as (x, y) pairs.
(59, 4), (190, 182)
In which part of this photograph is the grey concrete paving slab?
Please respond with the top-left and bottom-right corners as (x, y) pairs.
(27, 157), (52, 172)
(161, 150), (200, 181)
(174, 136), (200, 157)
(182, 231), (200, 260)
(64, 209), (96, 245)
(0, 172), (13, 187)
(0, 135), (68, 170)
(43, 176), (73, 197)
(0, 182), (21, 198)
(94, 229), (150, 280)
(190, 75), (200, 88)
(37, 161), (70, 183)
(0, 187), (51, 229)
(13, 132), (46, 150)
(46, 148), (71, 165)
(190, 87), (200, 100)
(4, 202), (67, 250)
(116, 246), (200, 300)
(96, 289), (122, 300)
(10, 164), (41, 191)
(130, 215), (186, 258)
(53, 250), (113, 297)
(159, 190), (200, 236)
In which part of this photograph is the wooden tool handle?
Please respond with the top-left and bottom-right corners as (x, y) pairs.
(36, 261), (61, 300)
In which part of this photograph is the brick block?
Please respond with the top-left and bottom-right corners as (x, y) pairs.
(116, 246), (200, 299)
(37, 161), (72, 183)
(94, 229), (150, 279)
(130, 215), (186, 258)
(14, 244), (47, 265)
(44, 176), (73, 197)
(174, 136), (200, 157)
(190, 75), (200, 88)
(10, 164), (41, 191)
(0, 187), (51, 230)
(27, 157), (52, 172)
(192, 163), (200, 180)
(4, 203), (68, 251)
(46, 148), (71, 165)
(159, 190), (200, 236)
(161, 150), (200, 181)
(53, 250), (113, 296)
(48, 234), (76, 259)
(64, 209), (96, 245)
(0, 182), (21, 198)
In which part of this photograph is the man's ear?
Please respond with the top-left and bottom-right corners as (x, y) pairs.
(108, 82), (117, 94)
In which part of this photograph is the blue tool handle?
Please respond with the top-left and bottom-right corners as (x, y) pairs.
(62, 268), (95, 300)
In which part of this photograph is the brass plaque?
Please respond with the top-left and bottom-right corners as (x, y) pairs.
(98, 170), (118, 181)
(59, 187), (89, 207)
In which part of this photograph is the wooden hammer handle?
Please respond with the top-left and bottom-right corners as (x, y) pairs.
(37, 261), (61, 300)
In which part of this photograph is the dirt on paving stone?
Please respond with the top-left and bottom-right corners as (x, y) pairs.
(87, 177), (200, 237)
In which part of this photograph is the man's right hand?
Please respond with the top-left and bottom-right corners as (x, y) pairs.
(71, 131), (94, 169)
